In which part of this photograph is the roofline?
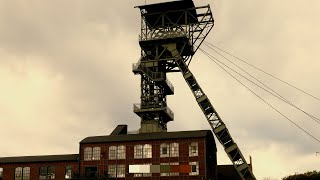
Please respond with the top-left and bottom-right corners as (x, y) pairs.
(0, 154), (79, 164)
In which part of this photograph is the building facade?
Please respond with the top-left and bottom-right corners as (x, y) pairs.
(0, 125), (225, 180)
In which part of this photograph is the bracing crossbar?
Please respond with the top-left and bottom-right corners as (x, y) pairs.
(163, 43), (256, 180)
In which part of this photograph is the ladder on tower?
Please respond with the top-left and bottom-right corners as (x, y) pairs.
(164, 43), (256, 180)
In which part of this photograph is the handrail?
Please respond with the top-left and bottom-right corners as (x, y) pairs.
(133, 102), (174, 119)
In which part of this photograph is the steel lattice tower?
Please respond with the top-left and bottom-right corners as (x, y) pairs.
(132, 0), (256, 179)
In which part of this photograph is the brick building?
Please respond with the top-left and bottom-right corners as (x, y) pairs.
(1, 125), (235, 180)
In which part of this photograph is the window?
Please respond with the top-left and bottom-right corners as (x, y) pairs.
(134, 145), (143, 159)
(15, 167), (22, 180)
(189, 162), (199, 176)
(14, 167), (30, 180)
(143, 144), (152, 158)
(189, 142), (198, 157)
(39, 166), (55, 179)
(160, 143), (179, 158)
(39, 167), (47, 180)
(22, 167), (30, 180)
(92, 147), (101, 160)
(0, 167), (3, 180)
(117, 145), (126, 159)
(84, 147), (100, 161)
(160, 143), (169, 157)
(109, 146), (117, 160)
(134, 144), (152, 159)
(84, 147), (92, 161)
(65, 166), (73, 179)
(108, 165), (125, 178)
(170, 143), (179, 157)
(108, 165), (116, 178)
(117, 165), (125, 178)
(109, 145), (126, 160)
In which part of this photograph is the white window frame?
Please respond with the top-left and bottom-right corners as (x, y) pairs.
(84, 147), (93, 161)
(65, 165), (72, 179)
(92, 147), (101, 160)
(189, 142), (198, 157)
(108, 164), (125, 178)
(109, 146), (117, 160)
(22, 167), (30, 180)
(108, 165), (117, 178)
(170, 143), (179, 157)
(117, 145), (126, 159)
(189, 162), (199, 176)
(0, 167), (3, 179)
(143, 144), (152, 158)
(117, 165), (126, 178)
(160, 143), (169, 158)
(15, 167), (22, 180)
(134, 145), (143, 159)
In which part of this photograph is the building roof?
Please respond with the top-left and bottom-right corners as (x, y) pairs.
(136, 0), (198, 29)
(80, 130), (213, 144)
(136, 0), (195, 13)
(0, 154), (79, 164)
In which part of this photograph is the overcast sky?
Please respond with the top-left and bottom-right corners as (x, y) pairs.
(1, 0), (320, 179)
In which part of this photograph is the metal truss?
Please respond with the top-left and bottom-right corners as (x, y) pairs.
(163, 43), (256, 180)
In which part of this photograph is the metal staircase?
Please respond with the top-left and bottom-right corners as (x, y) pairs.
(164, 43), (255, 179)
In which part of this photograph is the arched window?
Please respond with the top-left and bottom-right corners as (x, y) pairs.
(143, 144), (152, 158)
(92, 147), (101, 160)
(117, 145), (126, 159)
(65, 165), (73, 179)
(22, 167), (30, 180)
(109, 146), (117, 160)
(134, 145), (143, 159)
(15, 167), (22, 180)
(84, 147), (93, 161)
(0, 167), (3, 179)
(47, 166), (55, 179)
(170, 143), (179, 157)
(189, 142), (198, 157)
(160, 143), (169, 157)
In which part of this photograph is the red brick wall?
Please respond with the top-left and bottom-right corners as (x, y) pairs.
(80, 137), (213, 179)
(0, 161), (78, 180)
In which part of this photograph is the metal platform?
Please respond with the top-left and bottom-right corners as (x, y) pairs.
(136, 0), (198, 29)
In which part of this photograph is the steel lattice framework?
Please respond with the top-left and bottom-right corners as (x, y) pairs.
(132, 0), (256, 179)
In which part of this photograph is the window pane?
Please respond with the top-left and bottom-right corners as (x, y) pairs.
(134, 145), (143, 159)
(47, 166), (55, 179)
(39, 167), (47, 180)
(160, 144), (169, 158)
(92, 147), (101, 160)
(84, 147), (93, 161)
(0, 167), (3, 178)
(65, 165), (72, 179)
(189, 162), (199, 175)
(22, 167), (30, 180)
(117, 165), (125, 178)
(108, 165), (116, 178)
(189, 142), (198, 157)
(143, 144), (152, 158)
(170, 143), (179, 157)
(15, 167), (22, 180)
(117, 145), (126, 159)
(109, 146), (117, 160)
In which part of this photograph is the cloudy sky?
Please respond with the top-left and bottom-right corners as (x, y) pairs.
(1, 0), (320, 179)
